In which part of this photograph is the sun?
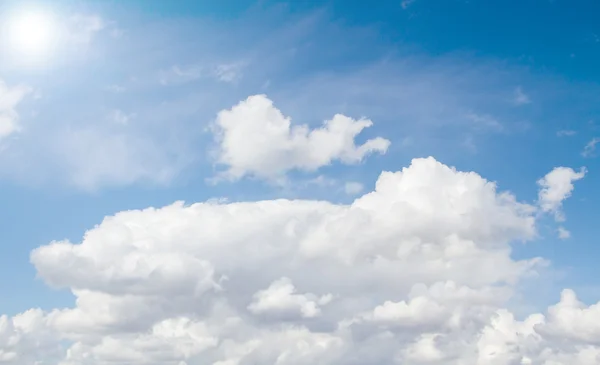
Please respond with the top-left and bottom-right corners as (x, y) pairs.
(6, 9), (57, 57)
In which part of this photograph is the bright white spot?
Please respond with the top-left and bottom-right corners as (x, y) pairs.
(6, 9), (57, 57)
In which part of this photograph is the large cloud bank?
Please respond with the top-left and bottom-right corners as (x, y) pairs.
(0, 154), (595, 364)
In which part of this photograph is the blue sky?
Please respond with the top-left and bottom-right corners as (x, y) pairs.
(0, 1), (600, 363)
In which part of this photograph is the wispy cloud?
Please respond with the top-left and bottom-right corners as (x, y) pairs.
(0, 80), (32, 138)
(344, 181), (364, 195)
(582, 137), (600, 157)
(159, 62), (246, 85)
(212, 62), (246, 83)
(556, 130), (576, 137)
(66, 14), (105, 44)
(108, 109), (136, 125)
(557, 226), (571, 240)
(513, 86), (531, 105)
(465, 112), (503, 131)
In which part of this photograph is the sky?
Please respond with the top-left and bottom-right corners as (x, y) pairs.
(0, 0), (600, 363)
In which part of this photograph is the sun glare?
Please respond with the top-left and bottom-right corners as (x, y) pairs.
(6, 9), (57, 58)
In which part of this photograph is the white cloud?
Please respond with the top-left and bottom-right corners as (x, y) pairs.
(0, 157), (597, 364)
(537, 289), (600, 344)
(2, 157), (577, 364)
(582, 137), (600, 158)
(514, 86), (531, 105)
(537, 166), (586, 221)
(212, 62), (245, 83)
(0, 80), (32, 138)
(557, 226), (571, 240)
(344, 181), (364, 195)
(212, 94), (391, 182)
(248, 277), (332, 319)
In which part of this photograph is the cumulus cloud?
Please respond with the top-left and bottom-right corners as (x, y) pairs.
(0, 157), (596, 364)
(248, 277), (333, 319)
(537, 166), (586, 222)
(212, 94), (391, 182)
(0, 80), (32, 138)
(0, 157), (550, 363)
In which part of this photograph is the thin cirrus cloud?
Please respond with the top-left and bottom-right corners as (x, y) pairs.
(159, 62), (246, 85)
(557, 129), (576, 137)
(582, 137), (599, 157)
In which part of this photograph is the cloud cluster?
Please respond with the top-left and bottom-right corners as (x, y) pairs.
(212, 95), (390, 182)
(0, 155), (590, 364)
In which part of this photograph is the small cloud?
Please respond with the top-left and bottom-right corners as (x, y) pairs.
(513, 86), (531, 105)
(344, 181), (364, 195)
(108, 109), (135, 125)
(557, 226), (570, 240)
(537, 166), (586, 222)
(212, 62), (245, 84)
(401, 0), (417, 9)
(582, 138), (599, 158)
(465, 113), (503, 131)
(556, 130), (576, 137)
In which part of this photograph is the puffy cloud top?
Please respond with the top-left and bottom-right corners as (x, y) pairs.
(0, 157), (589, 364)
(212, 95), (390, 182)
(537, 166), (586, 221)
